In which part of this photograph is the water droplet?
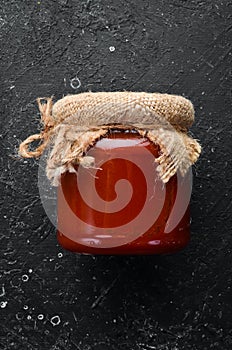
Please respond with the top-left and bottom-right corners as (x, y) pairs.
(0, 286), (5, 297)
(27, 315), (32, 320)
(109, 46), (115, 52)
(16, 312), (23, 320)
(70, 77), (81, 89)
(28, 269), (33, 273)
(22, 274), (29, 282)
(38, 314), (44, 320)
(0, 301), (7, 308)
(23, 305), (28, 310)
(58, 252), (63, 258)
(50, 315), (61, 326)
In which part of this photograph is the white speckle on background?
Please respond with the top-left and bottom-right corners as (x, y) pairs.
(15, 313), (23, 320)
(22, 274), (29, 282)
(0, 301), (7, 308)
(70, 76), (81, 89)
(0, 286), (5, 297)
(109, 46), (115, 52)
(50, 315), (61, 326)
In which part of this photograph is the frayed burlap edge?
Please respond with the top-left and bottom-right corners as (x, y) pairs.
(19, 91), (201, 186)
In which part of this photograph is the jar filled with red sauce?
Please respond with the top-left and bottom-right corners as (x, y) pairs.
(57, 130), (191, 255)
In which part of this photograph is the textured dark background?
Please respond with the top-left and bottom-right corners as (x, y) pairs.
(0, 0), (232, 349)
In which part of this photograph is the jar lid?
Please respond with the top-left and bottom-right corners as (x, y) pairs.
(19, 91), (201, 185)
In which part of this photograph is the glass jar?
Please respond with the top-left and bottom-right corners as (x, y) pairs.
(57, 130), (191, 255)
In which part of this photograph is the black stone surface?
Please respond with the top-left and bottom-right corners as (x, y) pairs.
(0, 1), (232, 349)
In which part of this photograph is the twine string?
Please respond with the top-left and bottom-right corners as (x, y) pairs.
(19, 97), (55, 158)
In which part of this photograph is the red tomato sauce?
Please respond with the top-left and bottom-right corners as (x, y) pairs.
(57, 131), (190, 255)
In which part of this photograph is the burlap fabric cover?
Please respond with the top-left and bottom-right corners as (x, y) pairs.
(19, 91), (201, 185)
